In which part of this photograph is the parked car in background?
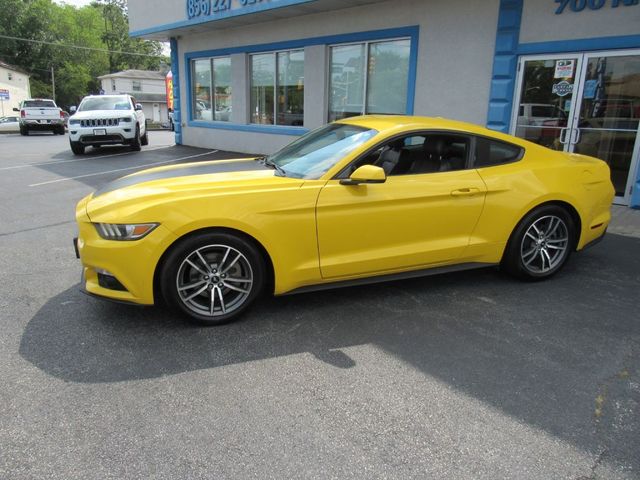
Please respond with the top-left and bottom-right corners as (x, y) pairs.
(67, 94), (147, 155)
(517, 103), (567, 144)
(14, 99), (65, 136)
(0, 116), (20, 133)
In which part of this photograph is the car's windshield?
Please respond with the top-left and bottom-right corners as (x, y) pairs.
(268, 123), (378, 179)
(23, 100), (56, 108)
(79, 96), (132, 112)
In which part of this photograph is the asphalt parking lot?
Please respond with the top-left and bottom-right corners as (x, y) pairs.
(1, 131), (639, 479)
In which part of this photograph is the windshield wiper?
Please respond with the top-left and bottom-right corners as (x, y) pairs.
(256, 155), (286, 177)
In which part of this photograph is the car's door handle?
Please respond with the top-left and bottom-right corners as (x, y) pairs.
(451, 188), (480, 197)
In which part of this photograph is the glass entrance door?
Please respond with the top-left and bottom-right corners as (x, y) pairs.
(512, 55), (582, 151)
(512, 51), (640, 205)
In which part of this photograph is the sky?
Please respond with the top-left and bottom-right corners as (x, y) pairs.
(53, 0), (97, 6)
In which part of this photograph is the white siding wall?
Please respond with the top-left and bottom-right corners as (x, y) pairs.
(0, 67), (31, 113)
(100, 77), (166, 95)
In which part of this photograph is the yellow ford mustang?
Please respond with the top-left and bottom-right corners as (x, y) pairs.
(74, 116), (614, 325)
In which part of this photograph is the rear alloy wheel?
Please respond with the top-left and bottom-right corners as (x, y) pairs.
(70, 141), (85, 155)
(131, 124), (141, 151)
(161, 233), (265, 325)
(503, 205), (575, 280)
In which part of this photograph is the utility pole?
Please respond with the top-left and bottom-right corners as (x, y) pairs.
(51, 66), (56, 102)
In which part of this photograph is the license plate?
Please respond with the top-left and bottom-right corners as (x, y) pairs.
(94, 128), (106, 136)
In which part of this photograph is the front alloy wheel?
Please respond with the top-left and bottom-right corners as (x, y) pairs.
(161, 233), (265, 325)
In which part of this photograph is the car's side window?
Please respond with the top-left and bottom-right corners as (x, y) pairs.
(474, 137), (524, 168)
(379, 134), (470, 176)
(341, 133), (471, 178)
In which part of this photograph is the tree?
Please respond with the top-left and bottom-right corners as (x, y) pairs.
(0, 0), (167, 108)
(94, 0), (164, 73)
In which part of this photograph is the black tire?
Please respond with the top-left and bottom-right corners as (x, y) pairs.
(70, 141), (85, 155)
(141, 129), (149, 146)
(160, 232), (266, 325)
(56, 126), (65, 135)
(502, 204), (576, 281)
(20, 126), (28, 136)
(130, 124), (141, 151)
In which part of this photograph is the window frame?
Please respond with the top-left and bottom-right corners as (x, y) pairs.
(328, 36), (412, 122)
(249, 48), (305, 127)
(334, 130), (475, 180)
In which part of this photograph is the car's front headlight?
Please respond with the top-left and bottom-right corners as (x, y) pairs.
(94, 223), (158, 241)
(69, 119), (81, 125)
(119, 117), (133, 123)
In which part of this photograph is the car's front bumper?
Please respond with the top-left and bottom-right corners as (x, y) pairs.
(75, 196), (177, 305)
(68, 125), (135, 145)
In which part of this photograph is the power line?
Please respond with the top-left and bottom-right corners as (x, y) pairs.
(0, 33), (166, 57)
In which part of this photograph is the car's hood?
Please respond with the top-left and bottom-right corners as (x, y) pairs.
(85, 158), (304, 219)
(70, 110), (133, 119)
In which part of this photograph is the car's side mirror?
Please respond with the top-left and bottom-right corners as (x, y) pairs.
(12, 107), (19, 112)
(135, 103), (143, 111)
(69, 106), (77, 113)
(340, 165), (386, 185)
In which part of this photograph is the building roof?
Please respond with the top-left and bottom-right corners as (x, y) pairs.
(0, 60), (30, 76)
(98, 69), (166, 81)
(130, 93), (167, 103)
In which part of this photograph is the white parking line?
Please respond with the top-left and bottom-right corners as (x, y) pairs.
(0, 145), (174, 171)
(29, 150), (219, 187)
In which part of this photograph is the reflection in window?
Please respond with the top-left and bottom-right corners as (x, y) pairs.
(277, 50), (305, 126)
(213, 57), (232, 122)
(192, 59), (212, 121)
(366, 40), (410, 114)
(329, 38), (411, 121)
(329, 44), (365, 121)
(251, 50), (304, 126)
(191, 57), (232, 122)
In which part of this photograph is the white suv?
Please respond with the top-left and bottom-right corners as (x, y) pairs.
(68, 95), (147, 155)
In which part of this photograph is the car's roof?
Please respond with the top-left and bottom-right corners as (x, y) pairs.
(338, 115), (523, 143)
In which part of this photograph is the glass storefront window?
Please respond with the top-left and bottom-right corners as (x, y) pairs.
(251, 53), (275, 125)
(251, 50), (304, 126)
(329, 38), (411, 121)
(277, 50), (305, 126)
(366, 39), (410, 115)
(329, 44), (366, 121)
(191, 57), (232, 122)
(212, 57), (232, 122)
(192, 59), (212, 121)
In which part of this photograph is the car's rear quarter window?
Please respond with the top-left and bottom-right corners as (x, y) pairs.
(475, 137), (524, 168)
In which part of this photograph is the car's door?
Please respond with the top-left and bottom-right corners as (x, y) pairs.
(131, 96), (145, 132)
(316, 133), (487, 279)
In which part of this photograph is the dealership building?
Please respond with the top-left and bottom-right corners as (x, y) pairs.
(128, 0), (640, 207)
